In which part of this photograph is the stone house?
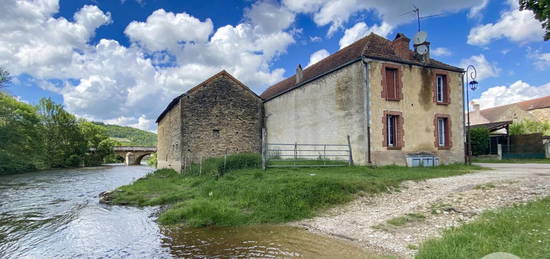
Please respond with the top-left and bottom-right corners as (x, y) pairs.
(262, 33), (465, 166)
(156, 71), (263, 171)
(469, 96), (550, 125)
(157, 32), (467, 169)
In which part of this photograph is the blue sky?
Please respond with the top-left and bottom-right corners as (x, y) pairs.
(2, 0), (549, 131)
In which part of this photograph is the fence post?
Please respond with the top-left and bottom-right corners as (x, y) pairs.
(199, 155), (202, 175)
(294, 142), (297, 168)
(224, 151), (227, 172)
(323, 144), (327, 166)
(261, 128), (266, 170)
(347, 135), (354, 166)
(497, 144), (502, 160)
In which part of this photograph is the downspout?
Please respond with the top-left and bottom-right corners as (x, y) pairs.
(362, 57), (372, 164)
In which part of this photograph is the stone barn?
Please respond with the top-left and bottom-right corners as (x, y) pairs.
(156, 70), (263, 171)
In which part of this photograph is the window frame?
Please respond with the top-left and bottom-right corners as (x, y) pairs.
(383, 111), (404, 150)
(381, 63), (402, 101)
(434, 114), (452, 150)
(433, 70), (450, 105)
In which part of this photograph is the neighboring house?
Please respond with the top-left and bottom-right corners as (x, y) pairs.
(157, 32), (467, 170)
(469, 96), (550, 125)
(262, 33), (465, 166)
(156, 71), (263, 171)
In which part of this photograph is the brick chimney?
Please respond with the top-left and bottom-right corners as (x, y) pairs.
(296, 64), (303, 84)
(392, 33), (411, 59)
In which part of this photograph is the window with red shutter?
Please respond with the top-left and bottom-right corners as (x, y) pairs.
(385, 68), (399, 100)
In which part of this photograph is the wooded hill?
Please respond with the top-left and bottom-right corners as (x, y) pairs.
(93, 122), (157, 146)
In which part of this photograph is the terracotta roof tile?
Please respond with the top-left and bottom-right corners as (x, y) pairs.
(261, 33), (463, 100)
(473, 95), (550, 122)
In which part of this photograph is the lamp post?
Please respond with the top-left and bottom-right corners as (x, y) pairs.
(465, 65), (478, 165)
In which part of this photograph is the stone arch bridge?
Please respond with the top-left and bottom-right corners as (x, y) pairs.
(113, 146), (157, 165)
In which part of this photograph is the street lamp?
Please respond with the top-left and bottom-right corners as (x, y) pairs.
(465, 65), (478, 165)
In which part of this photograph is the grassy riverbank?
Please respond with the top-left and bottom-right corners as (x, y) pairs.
(107, 164), (481, 227)
(416, 197), (550, 259)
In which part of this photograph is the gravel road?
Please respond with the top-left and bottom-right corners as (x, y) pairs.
(292, 163), (550, 258)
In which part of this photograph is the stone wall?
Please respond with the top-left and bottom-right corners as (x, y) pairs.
(180, 75), (263, 166)
(264, 62), (368, 164)
(368, 60), (465, 165)
(157, 100), (183, 171)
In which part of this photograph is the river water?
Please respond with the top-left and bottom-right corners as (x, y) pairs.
(0, 165), (372, 258)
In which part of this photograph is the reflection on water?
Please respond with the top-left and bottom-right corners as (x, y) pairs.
(0, 165), (372, 258)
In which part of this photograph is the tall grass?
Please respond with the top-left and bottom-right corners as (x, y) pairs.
(416, 197), (550, 259)
(109, 164), (481, 227)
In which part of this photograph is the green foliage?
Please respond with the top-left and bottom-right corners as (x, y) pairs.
(109, 164), (481, 227)
(37, 98), (87, 168)
(183, 153), (261, 176)
(0, 67), (11, 88)
(147, 152), (157, 167)
(470, 127), (490, 156)
(0, 93), (44, 174)
(509, 119), (550, 136)
(417, 197), (550, 259)
(520, 0), (550, 41)
(0, 94), (115, 174)
(93, 122), (156, 146)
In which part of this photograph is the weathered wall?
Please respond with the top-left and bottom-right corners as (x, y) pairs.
(180, 75), (263, 165)
(264, 62), (368, 164)
(369, 61), (465, 165)
(157, 101), (183, 171)
(528, 107), (550, 122)
(495, 105), (536, 122)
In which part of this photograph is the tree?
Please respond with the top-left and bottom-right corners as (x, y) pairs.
(37, 98), (87, 168)
(80, 120), (114, 166)
(0, 93), (44, 174)
(470, 127), (490, 156)
(0, 67), (11, 88)
(520, 0), (550, 41)
(509, 119), (550, 136)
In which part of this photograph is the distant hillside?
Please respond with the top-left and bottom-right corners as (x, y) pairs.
(93, 122), (157, 146)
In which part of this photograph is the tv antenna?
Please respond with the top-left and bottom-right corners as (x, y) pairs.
(400, 4), (442, 32)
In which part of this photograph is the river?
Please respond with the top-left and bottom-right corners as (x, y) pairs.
(0, 165), (373, 258)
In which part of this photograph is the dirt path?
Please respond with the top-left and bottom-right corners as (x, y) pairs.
(291, 163), (550, 258)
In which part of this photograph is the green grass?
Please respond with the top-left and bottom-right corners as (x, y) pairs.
(416, 197), (550, 259)
(473, 158), (550, 164)
(387, 213), (426, 226)
(109, 164), (481, 227)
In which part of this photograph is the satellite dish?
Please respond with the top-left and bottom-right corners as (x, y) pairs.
(416, 44), (428, 55)
(413, 31), (428, 44)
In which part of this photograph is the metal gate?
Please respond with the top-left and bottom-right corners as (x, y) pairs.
(261, 136), (353, 169)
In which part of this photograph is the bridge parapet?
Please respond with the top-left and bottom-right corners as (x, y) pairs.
(113, 146), (157, 152)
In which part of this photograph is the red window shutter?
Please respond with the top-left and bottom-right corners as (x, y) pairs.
(385, 68), (396, 99)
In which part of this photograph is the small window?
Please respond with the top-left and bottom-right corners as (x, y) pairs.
(384, 112), (402, 149)
(213, 129), (220, 137)
(387, 115), (397, 147)
(437, 118), (446, 147)
(385, 67), (399, 100)
(436, 117), (451, 149)
(435, 74), (449, 104)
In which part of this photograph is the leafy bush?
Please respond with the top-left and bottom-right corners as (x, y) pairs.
(470, 127), (490, 156)
(509, 119), (550, 136)
(184, 153), (261, 176)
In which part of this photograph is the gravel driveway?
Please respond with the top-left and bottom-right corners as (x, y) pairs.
(292, 163), (550, 258)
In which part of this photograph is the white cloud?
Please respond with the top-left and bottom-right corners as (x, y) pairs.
(124, 9), (213, 52)
(283, 0), (489, 36)
(467, 2), (544, 45)
(307, 49), (330, 67)
(338, 22), (392, 49)
(431, 47), (452, 57)
(1, 0), (295, 131)
(459, 54), (501, 81)
(244, 1), (295, 34)
(527, 49), (550, 70)
(472, 80), (550, 109)
(468, 0), (490, 19)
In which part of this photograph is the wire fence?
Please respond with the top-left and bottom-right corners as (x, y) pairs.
(261, 135), (353, 169)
